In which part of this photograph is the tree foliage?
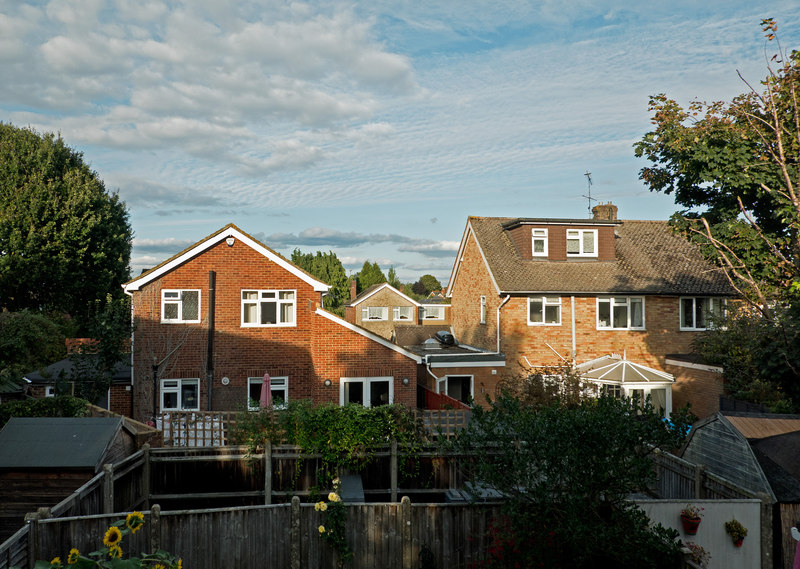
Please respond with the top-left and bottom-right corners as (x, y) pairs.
(444, 393), (685, 568)
(0, 123), (132, 331)
(634, 20), (800, 311)
(0, 310), (66, 392)
(290, 249), (349, 314)
(0, 395), (89, 428)
(356, 261), (386, 293)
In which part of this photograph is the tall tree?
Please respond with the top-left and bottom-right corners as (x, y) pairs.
(356, 261), (386, 293)
(0, 124), (132, 331)
(634, 20), (800, 312)
(387, 267), (401, 289)
(0, 311), (66, 392)
(290, 249), (349, 314)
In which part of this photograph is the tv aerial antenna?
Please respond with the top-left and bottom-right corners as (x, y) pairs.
(582, 171), (597, 213)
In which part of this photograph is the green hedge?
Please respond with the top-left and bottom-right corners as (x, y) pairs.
(0, 395), (89, 428)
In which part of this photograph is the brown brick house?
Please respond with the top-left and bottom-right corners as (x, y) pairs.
(445, 203), (735, 417)
(123, 224), (420, 423)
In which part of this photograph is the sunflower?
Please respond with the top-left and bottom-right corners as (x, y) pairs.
(108, 545), (122, 559)
(50, 557), (62, 568)
(103, 526), (122, 548)
(176, 558), (182, 569)
(67, 549), (80, 565)
(153, 565), (166, 569)
(126, 511), (144, 533)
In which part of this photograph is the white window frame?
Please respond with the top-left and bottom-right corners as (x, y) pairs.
(597, 296), (645, 330)
(362, 306), (389, 321)
(421, 305), (445, 320)
(680, 297), (726, 331)
(45, 386), (56, 397)
(528, 296), (561, 326)
(437, 375), (474, 405)
(247, 376), (289, 411)
(241, 289), (296, 327)
(339, 376), (394, 407)
(566, 229), (598, 257)
(161, 289), (201, 323)
(160, 378), (200, 411)
(480, 295), (487, 324)
(600, 383), (672, 419)
(393, 306), (413, 321)
(531, 228), (548, 257)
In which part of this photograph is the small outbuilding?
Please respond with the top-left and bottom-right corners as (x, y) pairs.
(0, 417), (136, 543)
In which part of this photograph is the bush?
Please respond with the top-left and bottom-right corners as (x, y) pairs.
(0, 395), (89, 428)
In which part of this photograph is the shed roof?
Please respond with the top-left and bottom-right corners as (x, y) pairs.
(0, 417), (123, 469)
(724, 412), (800, 440)
(456, 217), (734, 295)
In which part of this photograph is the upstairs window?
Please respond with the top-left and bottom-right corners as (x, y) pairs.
(528, 296), (561, 325)
(680, 297), (725, 330)
(242, 290), (296, 326)
(531, 228), (548, 257)
(421, 305), (445, 320)
(597, 297), (645, 330)
(362, 306), (389, 321)
(161, 290), (200, 323)
(566, 229), (597, 257)
(393, 306), (413, 321)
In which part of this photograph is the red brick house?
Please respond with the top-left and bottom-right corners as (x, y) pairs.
(344, 283), (452, 341)
(122, 224), (420, 423)
(445, 203), (734, 417)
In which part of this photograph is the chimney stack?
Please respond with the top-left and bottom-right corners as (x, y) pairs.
(350, 278), (358, 301)
(592, 202), (618, 221)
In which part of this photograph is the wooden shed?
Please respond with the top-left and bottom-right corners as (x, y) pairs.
(0, 417), (136, 543)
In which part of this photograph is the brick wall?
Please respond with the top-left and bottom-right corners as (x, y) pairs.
(131, 239), (418, 422)
(352, 286), (419, 339)
(667, 360), (724, 419)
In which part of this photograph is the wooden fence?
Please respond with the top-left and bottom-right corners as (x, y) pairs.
(154, 409), (472, 447)
(22, 498), (503, 569)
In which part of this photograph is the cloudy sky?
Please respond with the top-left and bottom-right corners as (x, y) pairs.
(2, 1), (800, 284)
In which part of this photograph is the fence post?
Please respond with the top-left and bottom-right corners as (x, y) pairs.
(24, 510), (41, 568)
(401, 496), (412, 569)
(142, 444), (151, 510)
(694, 464), (706, 499)
(264, 441), (272, 505)
(103, 464), (114, 514)
(150, 504), (161, 552)
(290, 496), (300, 569)
(391, 440), (398, 503)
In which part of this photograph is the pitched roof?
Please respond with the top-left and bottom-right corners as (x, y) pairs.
(346, 283), (420, 308)
(24, 356), (131, 384)
(454, 217), (734, 295)
(723, 412), (800, 440)
(123, 223), (329, 294)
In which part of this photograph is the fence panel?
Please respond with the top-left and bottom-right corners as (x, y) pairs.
(0, 525), (28, 569)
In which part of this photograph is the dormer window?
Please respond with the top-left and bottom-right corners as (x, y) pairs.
(566, 229), (597, 257)
(532, 228), (548, 257)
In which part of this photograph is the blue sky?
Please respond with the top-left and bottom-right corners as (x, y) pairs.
(2, 1), (800, 285)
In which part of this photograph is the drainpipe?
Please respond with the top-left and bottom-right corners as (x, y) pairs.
(571, 295), (577, 366)
(206, 271), (216, 411)
(496, 295), (511, 353)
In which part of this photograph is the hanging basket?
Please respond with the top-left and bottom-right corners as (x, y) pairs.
(734, 537), (744, 547)
(680, 514), (701, 535)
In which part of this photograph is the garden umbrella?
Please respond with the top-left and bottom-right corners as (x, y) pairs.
(260, 372), (272, 408)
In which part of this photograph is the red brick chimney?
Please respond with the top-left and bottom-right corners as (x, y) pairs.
(592, 202), (618, 221)
(350, 278), (358, 301)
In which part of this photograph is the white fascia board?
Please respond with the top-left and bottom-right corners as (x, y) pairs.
(123, 226), (329, 293)
(428, 360), (506, 368)
(314, 308), (422, 364)
(665, 358), (724, 373)
(446, 221), (500, 298)
(351, 283), (421, 307)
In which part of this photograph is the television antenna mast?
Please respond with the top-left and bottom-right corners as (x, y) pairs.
(582, 171), (597, 213)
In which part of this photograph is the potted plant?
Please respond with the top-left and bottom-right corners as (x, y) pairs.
(685, 542), (711, 569)
(680, 504), (704, 535)
(724, 518), (748, 547)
